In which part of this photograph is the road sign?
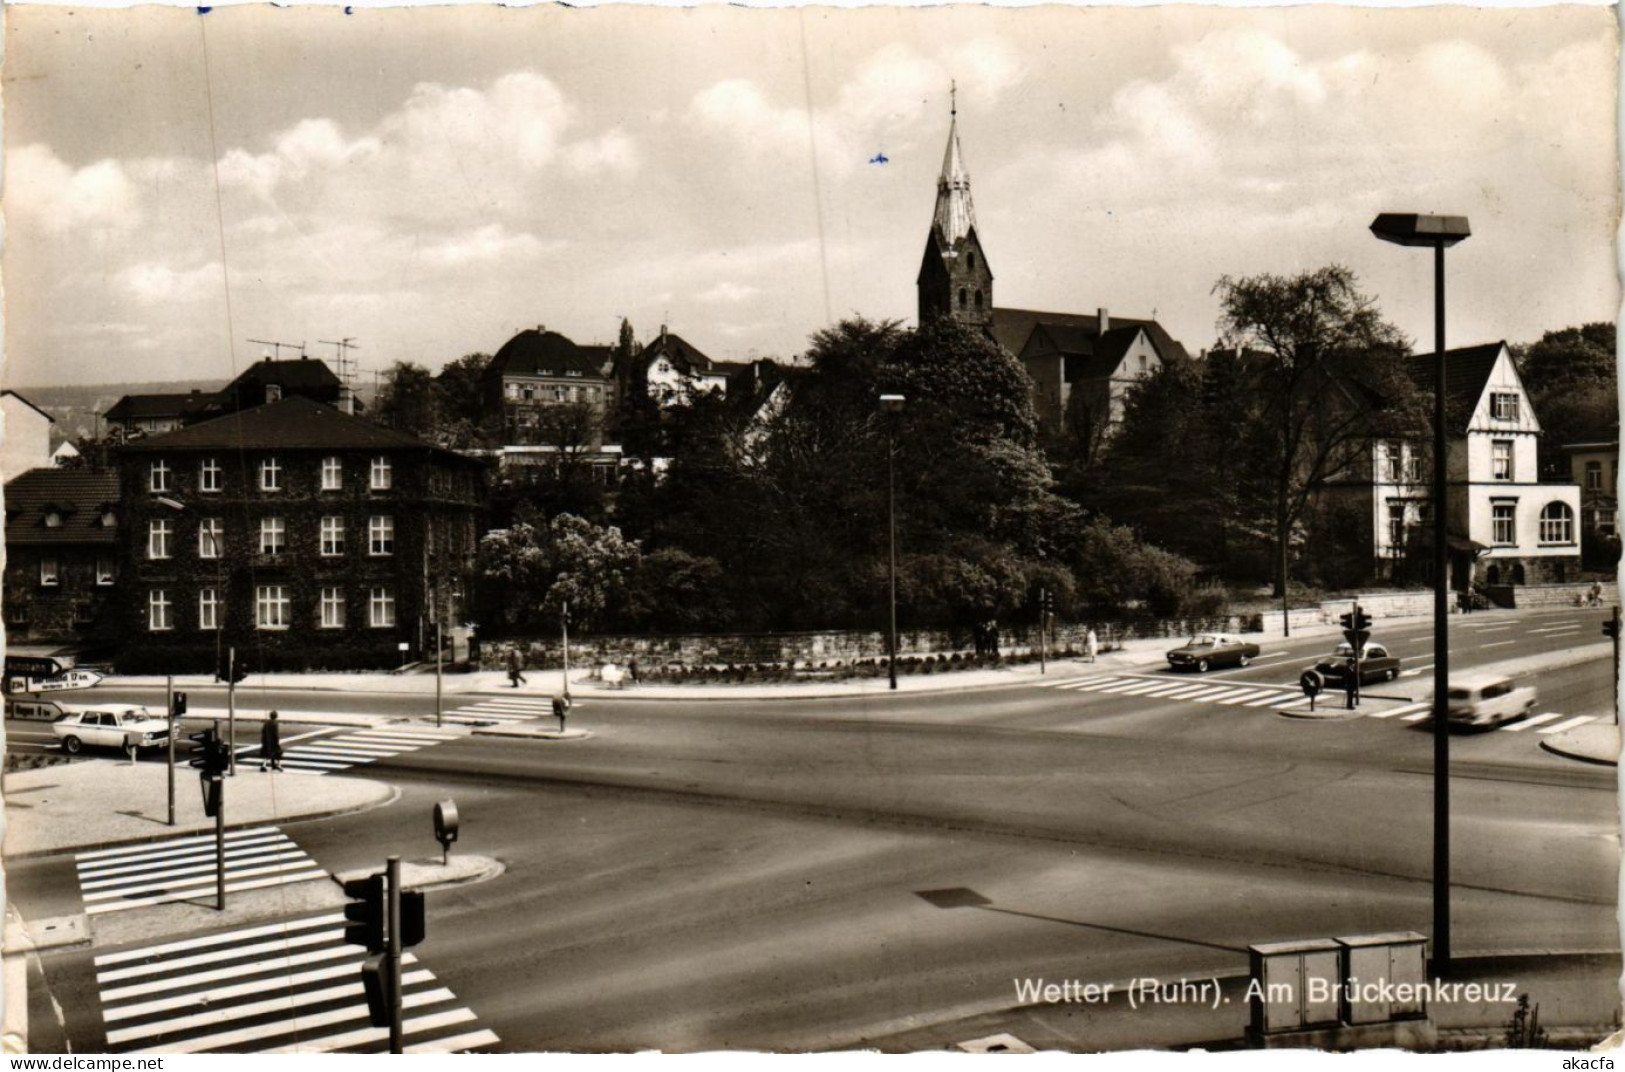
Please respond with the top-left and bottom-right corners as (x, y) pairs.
(1299, 669), (1323, 698)
(5, 656), (63, 679)
(1341, 629), (1371, 648)
(19, 670), (104, 694)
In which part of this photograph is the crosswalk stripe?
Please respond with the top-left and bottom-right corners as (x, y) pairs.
(1501, 711), (1565, 733)
(1107, 681), (1179, 695)
(1216, 690), (1277, 705)
(87, 869), (330, 915)
(346, 732), (459, 745)
(83, 856), (315, 901)
(77, 827), (281, 864)
(1401, 711), (1431, 722)
(79, 833), (288, 876)
(279, 758), (356, 771)
(1061, 678), (1130, 692)
(1369, 702), (1428, 720)
(1151, 684), (1215, 699)
(78, 828), (327, 916)
(96, 914), (498, 1054)
(82, 848), (307, 891)
(1038, 677), (1092, 689)
(283, 744), (411, 759)
(1200, 687), (1260, 703)
(1134, 683), (1201, 698)
(1245, 692), (1293, 706)
(1270, 695), (1304, 708)
(1536, 715), (1595, 735)
(96, 912), (346, 967)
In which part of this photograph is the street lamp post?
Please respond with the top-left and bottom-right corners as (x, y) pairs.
(1371, 212), (1471, 973)
(880, 394), (906, 690)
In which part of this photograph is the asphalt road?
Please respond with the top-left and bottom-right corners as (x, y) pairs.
(10, 606), (1619, 1051)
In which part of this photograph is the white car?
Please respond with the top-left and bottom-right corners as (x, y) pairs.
(51, 705), (171, 755)
(1445, 673), (1538, 728)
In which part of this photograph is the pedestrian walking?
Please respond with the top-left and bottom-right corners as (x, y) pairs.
(260, 710), (283, 772)
(1343, 661), (1359, 710)
(507, 647), (527, 688)
(1589, 579), (1603, 607)
(552, 694), (570, 732)
(1085, 627), (1099, 664)
(628, 657), (640, 685)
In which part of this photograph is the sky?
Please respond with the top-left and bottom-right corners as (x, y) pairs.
(3, 4), (1618, 388)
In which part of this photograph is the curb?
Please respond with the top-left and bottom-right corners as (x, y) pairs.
(1539, 738), (1620, 767)
(7, 783), (402, 861)
(470, 727), (594, 741)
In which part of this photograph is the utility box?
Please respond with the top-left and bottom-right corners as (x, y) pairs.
(1248, 938), (1343, 1036)
(1336, 932), (1429, 1024)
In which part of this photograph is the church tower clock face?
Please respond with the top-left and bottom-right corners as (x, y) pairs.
(916, 84), (994, 332)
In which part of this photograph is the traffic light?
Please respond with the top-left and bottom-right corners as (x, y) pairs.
(399, 890), (426, 949)
(1605, 609), (1620, 639)
(200, 775), (222, 818)
(188, 728), (226, 775)
(216, 656), (247, 686)
(1340, 605), (1372, 647)
(343, 873), (386, 953)
(172, 692), (187, 717)
(360, 956), (393, 1028)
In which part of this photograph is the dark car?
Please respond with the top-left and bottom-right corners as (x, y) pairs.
(1165, 633), (1261, 672)
(1312, 641), (1401, 685)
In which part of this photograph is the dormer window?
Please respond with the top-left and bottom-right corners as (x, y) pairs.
(1491, 392), (1521, 421)
(44, 511), (63, 529)
(101, 510), (117, 529)
(266, 384), (283, 403)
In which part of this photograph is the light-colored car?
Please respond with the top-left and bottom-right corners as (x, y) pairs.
(51, 705), (170, 755)
(1445, 672), (1538, 728)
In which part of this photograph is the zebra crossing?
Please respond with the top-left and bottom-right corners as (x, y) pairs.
(76, 828), (327, 916)
(438, 695), (563, 727)
(1037, 673), (1303, 709)
(1367, 702), (1603, 734)
(262, 726), (464, 774)
(91, 912), (500, 1053)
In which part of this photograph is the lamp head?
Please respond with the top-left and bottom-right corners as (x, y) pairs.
(1370, 213), (1472, 248)
(879, 394), (906, 415)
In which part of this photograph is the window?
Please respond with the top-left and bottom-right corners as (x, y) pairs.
(200, 457), (222, 493)
(148, 519), (173, 560)
(369, 516), (395, 556)
(39, 557), (59, 587)
(958, 288), (967, 309)
(522, 384), (536, 401)
(973, 289), (983, 310)
(198, 518), (223, 559)
(1539, 501), (1575, 544)
(1492, 502), (1516, 545)
(149, 589), (173, 631)
(1492, 393), (1520, 421)
(370, 456), (393, 490)
(967, 252), (976, 270)
(320, 516), (345, 556)
(199, 587), (221, 631)
(44, 511), (62, 529)
(1387, 502), (1406, 550)
(1384, 441), (1404, 482)
(1586, 461), (1603, 490)
(320, 587), (346, 629)
(1599, 508), (1618, 537)
(259, 457), (282, 491)
(265, 384), (282, 403)
(95, 556), (115, 586)
(321, 456), (343, 491)
(506, 383), (519, 400)
(73, 603), (95, 626)
(1491, 440), (1513, 481)
(256, 585), (290, 630)
(101, 510), (117, 529)
(369, 586), (396, 628)
(260, 517), (286, 556)
(149, 461), (171, 493)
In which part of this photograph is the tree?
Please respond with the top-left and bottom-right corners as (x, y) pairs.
(373, 362), (441, 439)
(476, 508), (641, 632)
(1214, 266), (1422, 597)
(1513, 323), (1617, 475)
(435, 353), (493, 445)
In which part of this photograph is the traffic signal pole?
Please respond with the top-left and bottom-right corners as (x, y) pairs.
(387, 855), (404, 1053)
(166, 676), (176, 827)
(214, 720), (226, 911)
(1039, 587), (1047, 675)
(227, 647), (237, 777)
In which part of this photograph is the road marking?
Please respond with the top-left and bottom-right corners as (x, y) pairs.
(1530, 622), (1582, 633)
(1059, 678), (1128, 692)
(250, 725), (461, 775)
(1401, 710), (1432, 722)
(1500, 712), (1566, 733)
(1369, 702), (1429, 720)
(1245, 692), (1294, 706)
(76, 828), (325, 916)
(1536, 715), (1596, 735)
(1103, 681), (1180, 695)
(440, 696), (562, 726)
(1132, 683), (1204, 698)
(1216, 689), (1277, 705)
(1270, 695), (1306, 708)
(94, 914), (499, 1054)
(1251, 652), (1290, 661)
(1481, 640), (1517, 648)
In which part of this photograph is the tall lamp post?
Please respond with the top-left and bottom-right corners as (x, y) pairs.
(1370, 211), (1471, 973)
(880, 394), (906, 690)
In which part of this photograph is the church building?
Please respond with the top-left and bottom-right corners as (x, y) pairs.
(916, 95), (1190, 439)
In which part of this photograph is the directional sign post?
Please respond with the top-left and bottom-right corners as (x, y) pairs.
(1300, 669), (1323, 713)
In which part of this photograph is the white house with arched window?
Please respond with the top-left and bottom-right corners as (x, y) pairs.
(1373, 342), (1582, 588)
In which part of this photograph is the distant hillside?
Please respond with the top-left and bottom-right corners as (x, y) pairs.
(5, 381), (224, 446)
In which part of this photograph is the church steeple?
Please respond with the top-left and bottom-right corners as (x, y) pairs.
(933, 82), (977, 246)
(917, 83), (994, 332)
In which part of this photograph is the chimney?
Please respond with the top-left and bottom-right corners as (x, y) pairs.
(1097, 308), (1110, 335)
(339, 384), (355, 415)
(659, 324), (668, 343)
(535, 324), (545, 334)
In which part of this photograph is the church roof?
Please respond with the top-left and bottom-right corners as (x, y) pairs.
(992, 307), (1192, 365)
(932, 104), (977, 247)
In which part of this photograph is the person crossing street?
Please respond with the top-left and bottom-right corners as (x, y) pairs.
(259, 710), (284, 773)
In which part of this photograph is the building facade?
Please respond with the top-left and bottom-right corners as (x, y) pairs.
(113, 396), (485, 673)
(3, 469), (121, 644)
(2, 390), (55, 480)
(482, 328), (616, 450)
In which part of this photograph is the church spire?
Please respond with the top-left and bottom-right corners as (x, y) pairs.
(933, 81), (976, 245)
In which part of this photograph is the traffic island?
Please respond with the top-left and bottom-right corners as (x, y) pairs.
(1540, 723), (1620, 766)
(333, 855), (504, 894)
(471, 725), (593, 741)
(2, 758), (399, 859)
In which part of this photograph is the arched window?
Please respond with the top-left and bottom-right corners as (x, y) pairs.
(973, 289), (983, 310)
(967, 252), (976, 271)
(1539, 501), (1575, 544)
(1486, 565), (1500, 585)
(1512, 563), (1526, 585)
(958, 288), (967, 309)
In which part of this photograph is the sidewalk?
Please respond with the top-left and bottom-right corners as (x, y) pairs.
(1541, 722), (1621, 766)
(2, 756), (397, 858)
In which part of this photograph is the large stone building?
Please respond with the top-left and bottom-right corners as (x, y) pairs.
(103, 356), (355, 442)
(3, 469), (121, 645)
(112, 395), (485, 672)
(482, 327), (617, 449)
(916, 98), (1189, 438)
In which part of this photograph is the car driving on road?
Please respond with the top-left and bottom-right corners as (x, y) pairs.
(1311, 641), (1402, 685)
(1166, 633), (1261, 672)
(1444, 672), (1538, 729)
(51, 705), (170, 755)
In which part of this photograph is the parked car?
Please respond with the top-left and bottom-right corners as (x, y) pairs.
(51, 705), (170, 755)
(1311, 641), (1402, 685)
(1444, 672), (1538, 728)
(1166, 634), (1261, 672)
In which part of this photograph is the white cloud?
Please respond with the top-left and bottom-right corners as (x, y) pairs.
(117, 260), (223, 304)
(7, 144), (141, 233)
(565, 129), (640, 175)
(696, 281), (760, 304)
(422, 224), (559, 267)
